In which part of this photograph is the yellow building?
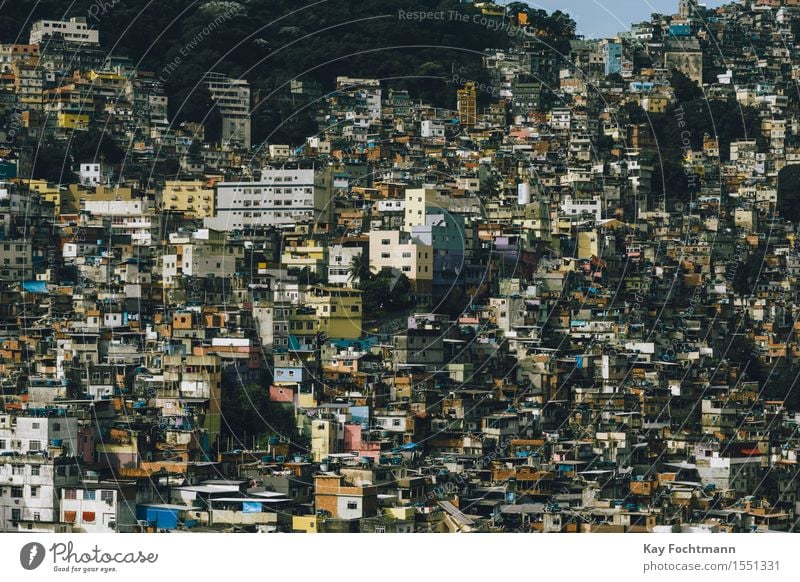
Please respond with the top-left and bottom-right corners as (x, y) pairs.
(309, 418), (336, 462)
(161, 180), (214, 218)
(27, 179), (61, 214)
(577, 231), (599, 259)
(457, 81), (477, 126)
(305, 286), (363, 339)
(635, 94), (668, 114)
(404, 187), (438, 231)
(62, 183), (134, 213)
(88, 70), (126, 91)
(56, 112), (90, 129)
(281, 239), (328, 277)
(292, 515), (318, 532)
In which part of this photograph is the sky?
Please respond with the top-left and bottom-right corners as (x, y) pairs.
(499, 0), (730, 39)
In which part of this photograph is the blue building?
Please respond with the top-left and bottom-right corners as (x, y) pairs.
(603, 42), (623, 76)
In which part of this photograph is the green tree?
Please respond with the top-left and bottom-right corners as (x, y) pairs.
(777, 164), (800, 222)
(70, 128), (125, 165)
(31, 139), (77, 183)
(348, 252), (371, 287)
(361, 268), (413, 319)
(220, 382), (304, 449)
(670, 68), (703, 102)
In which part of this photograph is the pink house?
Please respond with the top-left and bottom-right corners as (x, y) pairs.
(269, 384), (295, 403)
(343, 424), (381, 461)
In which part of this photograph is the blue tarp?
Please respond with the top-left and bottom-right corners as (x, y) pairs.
(22, 281), (48, 294)
(137, 506), (178, 530)
(242, 502), (262, 514)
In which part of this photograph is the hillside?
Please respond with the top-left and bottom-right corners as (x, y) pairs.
(0, 1), (575, 144)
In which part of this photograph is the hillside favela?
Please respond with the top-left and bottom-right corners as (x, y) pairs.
(1, 0), (800, 534)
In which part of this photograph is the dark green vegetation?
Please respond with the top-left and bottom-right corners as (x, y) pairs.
(728, 333), (800, 410)
(0, 0), (572, 146)
(221, 380), (305, 449)
(360, 267), (413, 321)
(636, 70), (762, 203)
(777, 164), (800, 223)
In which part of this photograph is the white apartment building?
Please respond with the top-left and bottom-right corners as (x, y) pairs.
(60, 483), (138, 533)
(205, 72), (251, 149)
(560, 195), (602, 223)
(82, 199), (153, 245)
(78, 162), (112, 187)
(369, 230), (433, 283)
(328, 246), (363, 286)
(0, 414), (81, 531)
(0, 454), (79, 531)
(205, 166), (332, 231)
(376, 199), (405, 213)
(29, 17), (99, 45)
(421, 120), (445, 138)
(0, 414), (79, 456)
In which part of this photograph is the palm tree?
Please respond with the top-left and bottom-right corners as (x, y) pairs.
(348, 251), (371, 287)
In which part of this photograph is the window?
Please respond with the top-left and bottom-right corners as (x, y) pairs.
(31, 466), (40, 476)
(30, 486), (39, 497)
(83, 490), (96, 500)
(12, 465), (23, 475)
(53, 423), (61, 432)
(392, 419), (401, 427)
(346, 501), (358, 510)
(100, 490), (114, 503)
(0, 439), (5, 449)
(10, 486), (23, 498)
(374, 526), (386, 533)
(29, 440), (41, 451)
(64, 489), (77, 500)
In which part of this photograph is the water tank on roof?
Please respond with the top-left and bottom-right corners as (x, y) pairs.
(517, 182), (531, 205)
